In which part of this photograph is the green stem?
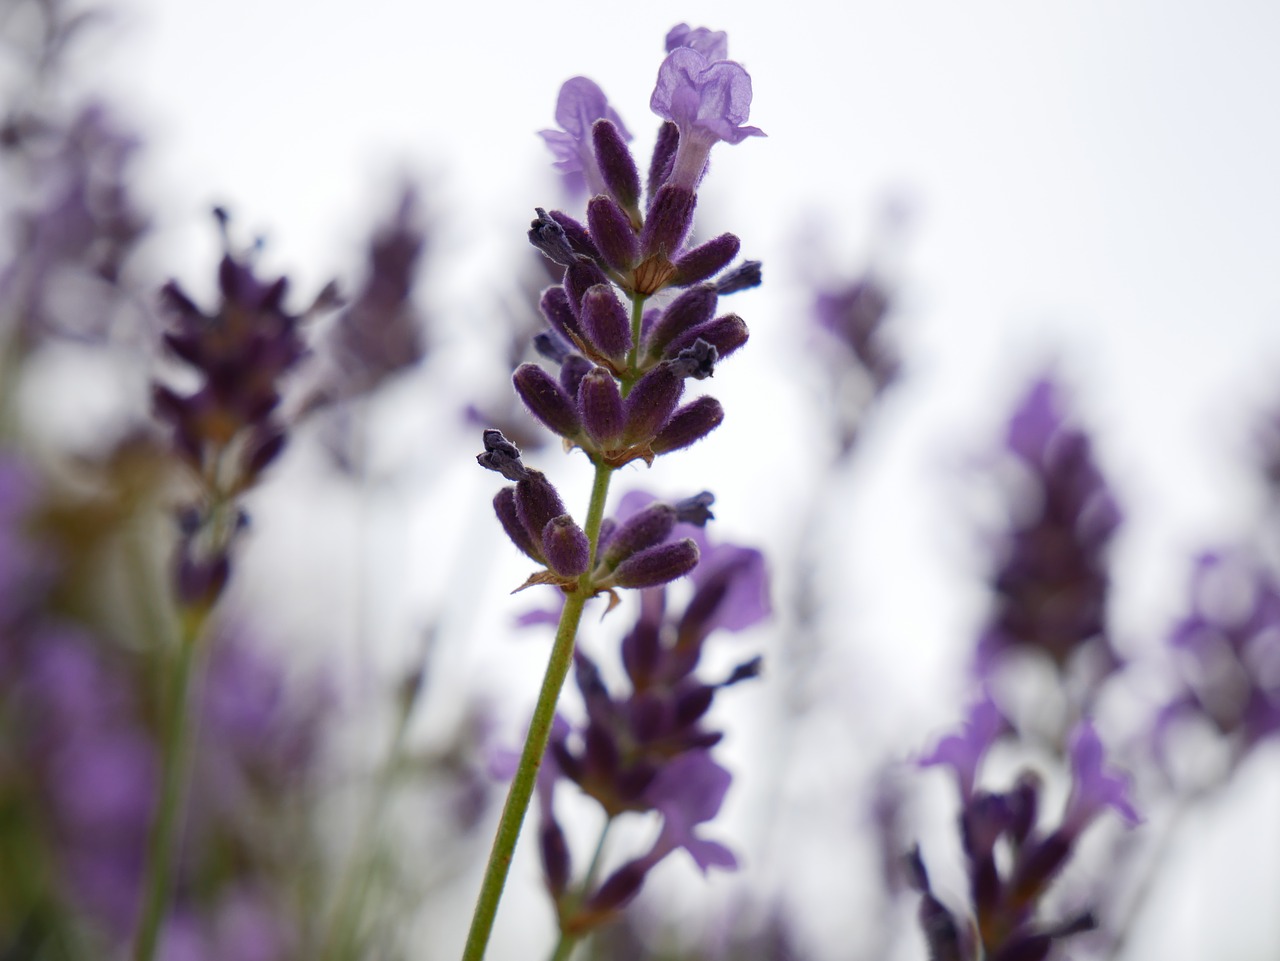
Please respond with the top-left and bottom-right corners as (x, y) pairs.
(622, 295), (648, 395)
(132, 608), (207, 961)
(460, 459), (615, 961)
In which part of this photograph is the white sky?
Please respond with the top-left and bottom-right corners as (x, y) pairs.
(79, 0), (1280, 957)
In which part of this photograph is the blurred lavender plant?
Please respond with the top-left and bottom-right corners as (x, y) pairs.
(466, 23), (764, 961)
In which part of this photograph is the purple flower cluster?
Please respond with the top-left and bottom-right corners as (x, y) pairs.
(535, 495), (769, 934)
(912, 699), (1140, 961)
(977, 377), (1123, 680)
(1158, 550), (1280, 762)
(151, 211), (339, 607)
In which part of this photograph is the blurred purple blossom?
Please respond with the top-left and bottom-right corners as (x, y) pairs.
(1062, 719), (1141, 834)
(540, 77), (632, 199)
(919, 692), (1010, 800)
(665, 24), (729, 61)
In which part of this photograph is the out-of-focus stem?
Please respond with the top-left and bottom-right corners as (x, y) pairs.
(460, 459), (614, 961)
(132, 606), (207, 961)
(546, 817), (615, 961)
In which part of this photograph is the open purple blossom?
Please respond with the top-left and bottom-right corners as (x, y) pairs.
(539, 77), (632, 199)
(665, 23), (729, 61)
(1061, 719), (1140, 835)
(918, 692), (1010, 800)
(650, 43), (764, 192)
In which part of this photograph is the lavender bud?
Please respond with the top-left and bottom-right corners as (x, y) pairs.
(596, 517), (617, 555)
(672, 233), (740, 287)
(515, 471), (568, 549)
(242, 424), (287, 479)
(565, 259), (612, 316)
(592, 119), (641, 212)
(628, 691), (673, 742)
(674, 491), (715, 526)
(640, 184), (696, 259)
(621, 619), (662, 688)
(585, 859), (648, 917)
(542, 514), (590, 577)
(647, 121), (679, 199)
(477, 428), (529, 481)
(665, 316), (748, 365)
(715, 259), (763, 294)
(547, 210), (601, 262)
(528, 208), (577, 267)
(722, 656), (763, 686)
(610, 538), (699, 589)
(587, 195), (640, 272)
(540, 818), (572, 899)
(643, 285), (717, 360)
(578, 367), (625, 449)
(674, 685), (714, 727)
(533, 330), (574, 365)
(990, 935), (1052, 961)
(670, 339), (718, 380)
(622, 364), (685, 445)
(175, 548), (230, 610)
(601, 503), (677, 570)
(540, 285), (585, 345)
(559, 354), (594, 400)
(494, 487), (543, 561)
(580, 284), (633, 362)
(650, 396), (724, 455)
(513, 363), (581, 438)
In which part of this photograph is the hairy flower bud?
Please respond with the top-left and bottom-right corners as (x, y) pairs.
(543, 514), (590, 577)
(565, 259), (612, 316)
(515, 470), (568, 550)
(622, 364), (685, 445)
(601, 503), (678, 571)
(610, 538), (699, 589)
(664, 314), (748, 364)
(587, 195), (640, 273)
(643, 285), (717, 360)
(559, 353), (594, 400)
(592, 119), (641, 214)
(578, 367), (625, 449)
(641, 184), (696, 260)
(494, 487), (543, 561)
(580, 284), (632, 363)
(540, 285), (585, 346)
(513, 363), (581, 438)
(647, 121), (679, 199)
(547, 210), (601, 262)
(650, 396), (724, 455)
(528, 208), (577, 267)
(672, 233), (740, 287)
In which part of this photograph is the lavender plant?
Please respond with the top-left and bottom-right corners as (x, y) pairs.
(467, 24), (763, 961)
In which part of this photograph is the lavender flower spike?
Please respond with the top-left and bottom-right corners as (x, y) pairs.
(540, 77), (632, 198)
(650, 42), (764, 192)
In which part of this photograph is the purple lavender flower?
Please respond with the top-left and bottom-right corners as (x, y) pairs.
(539, 77), (632, 199)
(976, 376), (1122, 681)
(919, 692), (1010, 800)
(649, 41), (764, 192)
(665, 23), (729, 61)
(1061, 719), (1140, 835)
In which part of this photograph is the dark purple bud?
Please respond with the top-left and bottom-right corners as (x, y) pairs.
(542, 514), (590, 577)
(675, 684), (715, 727)
(621, 618), (662, 689)
(540, 818), (572, 898)
(533, 330), (574, 365)
(622, 364), (685, 445)
(587, 195), (640, 272)
(242, 424), (287, 479)
(672, 233), (740, 287)
(528, 208), (577, 267)
(602, 503), (677, 570)
(610, 538), (699, 589)
(715, 259), (763, 294)
(580, 284), (632, 362)
(1010, 828), (1072, 902)
(476, 429), (530, 481)
(547, 210), (601, 262)
(1008, 773), (1041, 845)
(721, 656), (763, 686)
(596, 518), (616, 555)
(540, 286), (584, 344)
(592, 119), (641, 212)
(641, 184), (696, 259)
(494, 488), (543, 562)
(578, 367), (625, 449)
(175, 548), (230, 610)
(515, 471), (568, 550)
(565, 260), (612, 316)
(585, 859), (648, 917)
(513, 364), (581, 438)
(559, 354), (594, 401)
(990, 935), (1052, 961)
(650, 396), (724, 455)
(628, 690), (673, 743)
(583, 725), (621, 786)
(670, 339), (718, 380)
(674, 491), (715, 526)
(647, 121), (679, 200)
(643, 285), (718, 359)
(665, 316), (748, 365)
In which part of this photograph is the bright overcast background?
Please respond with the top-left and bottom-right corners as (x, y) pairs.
(71, 0), (1280, 958)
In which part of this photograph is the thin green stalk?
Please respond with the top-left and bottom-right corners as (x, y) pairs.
(622, 295), (648, 395)
(132, 608), (207, 961)
(461, 459), (615, 961)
